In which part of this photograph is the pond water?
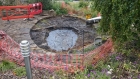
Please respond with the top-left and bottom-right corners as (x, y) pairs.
(46, 29), (78, 51)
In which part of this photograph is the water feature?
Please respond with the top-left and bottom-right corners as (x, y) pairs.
(30, 16), (96, 53)
(46, 29), (78, 51)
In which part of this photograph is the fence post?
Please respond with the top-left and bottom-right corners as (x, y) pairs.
(20, 40), (32, 79)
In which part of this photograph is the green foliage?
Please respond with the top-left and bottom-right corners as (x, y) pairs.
(93, 0), (140, 52)
(84, 45), (95, 53)
(0, 1), (3, 6)
(90, 71), (111, 79)
(74, 70), (88, 79)
(64, 0), (70, 5)
(78, 1), (98, 17)
(91, 60), (110, 73)
(54, 70), (68, 79)
(14, 67), (26, 77)
(107, 53), (140, 79)
(83, 9), (98, 17)
(27, 0), (36, 3)
(69, 1), (79, 11)
(52, 2), (68, 15)
(74, 67), (111, 79)
(79, 1), (88, 8)
(2, 0), (15, 6)
(57, 8), (68, 15)
(0, 60), (16, 72)
(28, 0), (52, 10)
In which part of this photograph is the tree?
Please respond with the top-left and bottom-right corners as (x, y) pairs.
(93, 0), (140, 51)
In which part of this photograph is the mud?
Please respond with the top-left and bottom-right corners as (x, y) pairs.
(47, 29), (78, 51)
(30, 16), (96, 53)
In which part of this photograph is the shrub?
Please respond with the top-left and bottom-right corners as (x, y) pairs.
(52, 2), (68, 15)
(27, 0), (52, 10)
(64, 0), (70, 5)
(13, 67), (26, 77)
(74, 67), (111, 79)
(93, 0), (140, 53)
(79, 1), (88, 8)
(57, 8), (68, 15)
(0, 60), (16, 72)
(84, 45), (95, 53)
(0, 1), (2, 6)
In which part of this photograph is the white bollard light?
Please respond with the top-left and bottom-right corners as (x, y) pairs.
(20, 40), (30, 57)
(20, 40), (32, 79)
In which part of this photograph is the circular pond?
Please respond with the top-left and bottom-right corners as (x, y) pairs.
(30, 16), (96, 53)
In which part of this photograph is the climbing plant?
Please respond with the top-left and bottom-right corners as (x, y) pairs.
(92, 0), (140, 52)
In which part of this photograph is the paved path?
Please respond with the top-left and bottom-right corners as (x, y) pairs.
(0, 15), (53, 54)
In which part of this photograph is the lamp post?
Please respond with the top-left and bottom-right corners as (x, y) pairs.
(20, 40), (32, 79)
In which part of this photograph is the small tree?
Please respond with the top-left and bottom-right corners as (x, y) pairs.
(92, 0), (140, 52)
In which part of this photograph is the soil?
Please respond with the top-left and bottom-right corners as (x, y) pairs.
(30, 15), (96, 53)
